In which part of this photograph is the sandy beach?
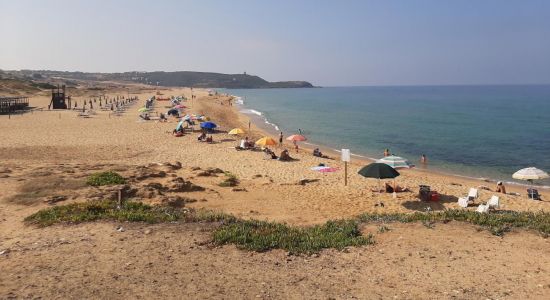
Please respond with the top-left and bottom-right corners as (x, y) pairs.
(1, 83), (550, 299)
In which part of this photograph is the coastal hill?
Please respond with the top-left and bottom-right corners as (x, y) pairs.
(0, 69), (314, 89)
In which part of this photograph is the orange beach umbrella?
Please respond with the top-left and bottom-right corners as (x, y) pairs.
(255, 137), (277, 146)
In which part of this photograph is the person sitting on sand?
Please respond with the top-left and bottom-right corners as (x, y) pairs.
(159, 113), (167, 122)
(264, 148), (278, 159)
(279, 149), (292, 161)
(385, 182), (408, 193)
(313, 148), (322, 157)
(496, 181), (506, 194)
(206, 135), (213, 143)
(197, 132), (207, 142)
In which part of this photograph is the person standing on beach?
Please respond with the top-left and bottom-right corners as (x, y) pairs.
(384, 149), (390, 157)
(279, 132), (283, 147)
(421, 154), (427, 164)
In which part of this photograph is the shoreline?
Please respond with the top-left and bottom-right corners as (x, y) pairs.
(225, 92), (550, 193)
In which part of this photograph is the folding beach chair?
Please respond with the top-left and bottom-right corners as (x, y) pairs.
(458, 197), (469, 208)
(527, 189), (541, 200)
(467, 188), (478, 201)
(476, 204), (489, 213)
(487, 195), (500, 209)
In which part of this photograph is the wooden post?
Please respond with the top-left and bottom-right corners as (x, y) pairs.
(345, 161), (348, 186)
(117, 189), (122, 209)
(341, 149), (351, 187)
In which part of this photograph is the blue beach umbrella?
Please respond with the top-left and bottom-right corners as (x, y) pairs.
(200, 121), (217, 129)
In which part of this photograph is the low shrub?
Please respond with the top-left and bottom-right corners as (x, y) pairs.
(86, 171), (126, 186)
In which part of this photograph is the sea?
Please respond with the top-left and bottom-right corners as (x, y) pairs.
(220, 85), (550, 187)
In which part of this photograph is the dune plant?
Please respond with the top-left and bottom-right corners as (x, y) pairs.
(86, 171), (126, 186)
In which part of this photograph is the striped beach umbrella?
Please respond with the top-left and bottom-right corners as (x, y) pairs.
(377, 155), (414, 169)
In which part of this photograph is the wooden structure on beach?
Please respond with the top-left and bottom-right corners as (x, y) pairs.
(50, 85), (71, 109)
(0, 96), (29, 114)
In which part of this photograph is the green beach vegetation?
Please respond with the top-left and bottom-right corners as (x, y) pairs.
(86, 171), (126, 186)
(25, 200), (550, 254)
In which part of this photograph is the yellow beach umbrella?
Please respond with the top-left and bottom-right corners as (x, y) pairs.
(228, 128), (245, 135)
(255, 137), (277, 146)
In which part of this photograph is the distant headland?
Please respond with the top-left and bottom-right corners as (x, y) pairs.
(0, 69), (314, 89)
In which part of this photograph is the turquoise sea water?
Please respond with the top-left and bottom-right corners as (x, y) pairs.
(222, 85), (550, 187)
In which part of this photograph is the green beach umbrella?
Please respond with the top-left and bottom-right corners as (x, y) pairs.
(377, 155), (414, 169)
(358, 163), (400, 193)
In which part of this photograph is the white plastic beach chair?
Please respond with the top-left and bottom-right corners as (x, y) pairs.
(458, 197), (469, 208)
(476, 204), (489, 213)
(468, 188), (478, 200)
(487, 195), (500, 209)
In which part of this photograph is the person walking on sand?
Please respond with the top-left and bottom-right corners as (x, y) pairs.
(279, 132), (283, 147)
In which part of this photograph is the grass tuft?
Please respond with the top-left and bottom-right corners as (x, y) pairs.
(212, 219), (373, 254)
(358, 210), (550, 236)
(86, 171), (126, 186)
(218, 172), (239, 187)
(24, 200), (235, 227)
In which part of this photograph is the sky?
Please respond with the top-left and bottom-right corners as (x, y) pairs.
(1, 0), (550, 86)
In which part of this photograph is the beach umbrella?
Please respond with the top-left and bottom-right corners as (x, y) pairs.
(512, 167), (549, 181)
(286, 134), (307, 142)
(255, 137), (277, 146)
(377, 155), (414, 169)
(200, 121), (217, 129)
(513, 167), (549, 198)
(228, 128), (245, 135)
(138, 107), (148, 112)
(358, 163), (400, 193)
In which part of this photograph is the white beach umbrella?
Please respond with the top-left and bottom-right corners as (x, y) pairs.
(512, 167), (549, 181)
(377, 155), (414, 169)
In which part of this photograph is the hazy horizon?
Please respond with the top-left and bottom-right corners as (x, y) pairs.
(1, 0), (550, 86)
